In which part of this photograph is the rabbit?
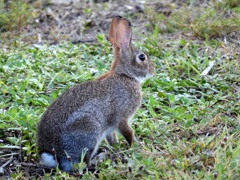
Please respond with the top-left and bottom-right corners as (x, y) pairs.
(36, 15), (155, 172)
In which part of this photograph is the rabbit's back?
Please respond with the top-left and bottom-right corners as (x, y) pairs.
(37, 74), (141, 155)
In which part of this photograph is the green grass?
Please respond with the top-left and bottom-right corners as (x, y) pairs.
(146, 0), (240, 39)
(1, 0), (240, 179)
(1, 38), (239, 179)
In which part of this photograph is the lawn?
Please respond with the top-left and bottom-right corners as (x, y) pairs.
(0, 0), (240, 179)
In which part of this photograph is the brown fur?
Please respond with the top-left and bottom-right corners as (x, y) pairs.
(37, 16), (154, 172)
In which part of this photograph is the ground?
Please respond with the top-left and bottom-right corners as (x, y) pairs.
(0, 0), (240, 179)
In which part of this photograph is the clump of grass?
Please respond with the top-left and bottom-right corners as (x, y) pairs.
(191, 8), (240, 39)
(0, 0), (35, 33)
(145, 4), (190, 33)
(145, 1), (240, 39)
(224, 0), (240, 8)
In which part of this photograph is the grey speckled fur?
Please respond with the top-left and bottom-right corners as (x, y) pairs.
(36, 16), (155, 172)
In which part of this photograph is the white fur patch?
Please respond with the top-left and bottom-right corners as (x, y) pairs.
(40, 152), (57, 168)
(135, 76), (147, 84)
(135, 73), (153, 84)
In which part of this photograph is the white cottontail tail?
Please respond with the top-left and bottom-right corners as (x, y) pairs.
(37, 16), (154, 171)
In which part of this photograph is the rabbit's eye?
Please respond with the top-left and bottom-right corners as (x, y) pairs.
(138, 53), (146, 61)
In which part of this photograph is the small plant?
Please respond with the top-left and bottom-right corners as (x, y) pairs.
(0, 0), (34, 33)
(145, 1), (240, 39)
(191, 8), (240, 39)
(73, 148), (87, 174)
(224, 0), (240, 8)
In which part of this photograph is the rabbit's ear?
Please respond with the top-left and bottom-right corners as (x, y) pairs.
(109, 16), (122, 45)
(116, 19), (132, 49)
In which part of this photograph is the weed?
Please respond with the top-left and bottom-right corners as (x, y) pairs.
(191, 8), (240, 39)
(145, 0), (240, 39)
(0, 0), (36, 33)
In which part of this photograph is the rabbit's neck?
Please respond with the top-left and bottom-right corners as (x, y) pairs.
(98, 71), (139, 85)
(114, 73), (140, 84)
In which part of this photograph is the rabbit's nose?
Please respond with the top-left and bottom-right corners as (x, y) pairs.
(138, 54), (145, 61)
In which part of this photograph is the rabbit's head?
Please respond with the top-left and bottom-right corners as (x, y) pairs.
(109, 16), (154, 83)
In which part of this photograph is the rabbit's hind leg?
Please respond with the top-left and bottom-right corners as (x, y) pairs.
(61, 130), (100, 171)
(61, 115), (107, 170)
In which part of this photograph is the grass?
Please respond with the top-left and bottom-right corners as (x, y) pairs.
(0, 0), (240, 179)
(146, 0), (240, 39)
(0, 0), (36, 33)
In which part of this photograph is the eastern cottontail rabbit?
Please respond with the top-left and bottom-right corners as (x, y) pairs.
(37, 16), (155, 172)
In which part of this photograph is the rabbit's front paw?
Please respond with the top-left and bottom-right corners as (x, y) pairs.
(119, 121), (134, 146)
